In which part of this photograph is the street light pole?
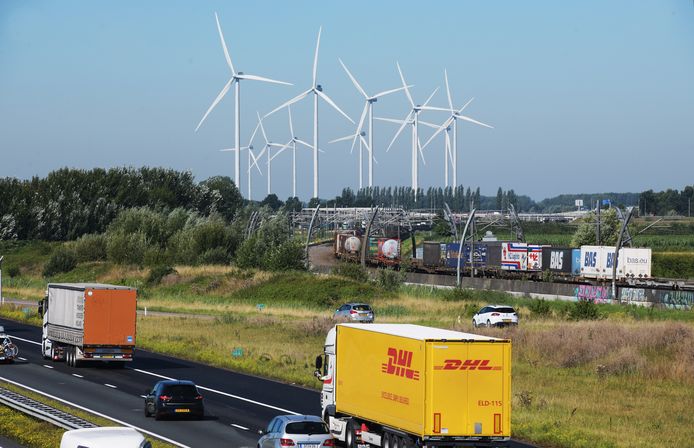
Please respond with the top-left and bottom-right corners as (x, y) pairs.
(0, 255), (4, 306)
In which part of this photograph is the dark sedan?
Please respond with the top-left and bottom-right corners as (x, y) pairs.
(144, 380), (204, 420)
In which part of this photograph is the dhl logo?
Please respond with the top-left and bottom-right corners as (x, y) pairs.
(434, 359), (502, 371)
(381, 347), (420, 381)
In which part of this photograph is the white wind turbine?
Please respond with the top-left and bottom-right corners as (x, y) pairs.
(195, 12), (291, 192)
(337, 58), (411, 188)
(265, 26), (354, 199)
(329, 131), (373, 190)
(421, 69), (493, 191)
(220, 120), (263, 200)
(282, 106), (315, 198)
(375, 62), (438, 200)
(252, 112), (289, 196)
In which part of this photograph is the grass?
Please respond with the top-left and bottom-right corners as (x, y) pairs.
(0, 380), (176, 448)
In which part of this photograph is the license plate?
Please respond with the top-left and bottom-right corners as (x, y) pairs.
(503, 319), (512, 322)
(174, 408), (190, 413)
(101, 355), (113, 359)
(299, 444), (319, 448)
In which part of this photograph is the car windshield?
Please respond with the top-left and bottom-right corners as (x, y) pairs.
(285, 421), (329, 435)
(162, 385), (198, 398)
(494, 307), (516, 313)
(352, 305), (371, 311)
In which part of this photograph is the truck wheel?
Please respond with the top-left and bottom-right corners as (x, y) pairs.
(66, 348), (73, 367)
(345, 419), (356, 448)
(382, 432), (392, 448)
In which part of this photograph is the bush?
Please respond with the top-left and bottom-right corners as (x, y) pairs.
(331, 262), (369, 283)
(376, 268), (403, 292)
(106, 231), (149, 265)
(235, 236), (262, 269)
(569, 299), (601, 321)
(72, 233), (107, 262)
(198, 247), (230, 265)
(6, 265), (20, 278)
(265, 240), (305, 271)
(146, 265), (177, 285)
(43, 247), (77, 277)
(529, 299), (552, 318)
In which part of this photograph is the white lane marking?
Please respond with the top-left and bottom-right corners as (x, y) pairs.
(72, 374), (84, 378)
(18, 357), (27, 361)
(140, 395), (147, 398)
(130, 368), (300, 415)
(231, 423), (249, 431)
(42, 365), (54, 369)
(0, 375), (189, 448)
(9, 335), (41, 346)
(7, 334), (300, 416)
(104, 383), (117, 389)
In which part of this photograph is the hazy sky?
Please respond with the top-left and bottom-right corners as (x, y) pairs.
(1, 1), (692, 201)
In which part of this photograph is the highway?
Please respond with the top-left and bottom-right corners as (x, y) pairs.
(0, 316), (536, 448)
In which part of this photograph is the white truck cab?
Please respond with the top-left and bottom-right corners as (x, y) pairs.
(60, 427), (151, 448)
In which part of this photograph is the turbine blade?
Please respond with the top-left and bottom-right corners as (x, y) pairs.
(419, 119), (443, 130)
(386, 116), (410, 152)
(455, 114), (494, 129)
(247, 119), (261, 146)
(265, 89), (311, 118)
(270, 145), (289, 161)
(312, 26), (322, 87)
(421, 121), (448, 149)
(418, 139), (427, 165)
(257, 111), (269, 143)
(339, 58), (368, 98)
(375, 117), (407, 125)
(249, 150), (263, 174)
(457, 97), (474, 113)
(373, 85), (413, 99)
(359, 134), (371, 153)
(422, 87), (439, 108)
(195, 78), (233, 132)
(316, 90), (354, 123)
(329, 134), (357, 144)
(295, 138), (313, 149)
(236, 74), (292, 85)
(396, 62), (414, 107)
(420, 105), (451, 112)
(444, 69), (453, 111)
(214, 12), (235, 75)
(445, 131), (454, 165)
(288, 106), (294, 137)
(219, 148), (235, 152)
(351, 104), (369, 153)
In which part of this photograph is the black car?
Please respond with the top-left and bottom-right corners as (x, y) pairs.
(144, 380), (204, 420)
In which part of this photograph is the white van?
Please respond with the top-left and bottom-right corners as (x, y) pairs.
(60, 427), (152, 448)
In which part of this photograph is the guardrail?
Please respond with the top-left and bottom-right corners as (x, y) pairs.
(0, 386), (96, 430)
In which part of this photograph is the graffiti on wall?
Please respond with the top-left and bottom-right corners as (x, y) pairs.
(619, 287), (648, 306)
(655, 290), (694, 310)
(574, 285), (612, 303)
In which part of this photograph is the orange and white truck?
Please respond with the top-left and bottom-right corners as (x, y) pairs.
(314, 323), (511, 447)
(39, 283), (137, 367)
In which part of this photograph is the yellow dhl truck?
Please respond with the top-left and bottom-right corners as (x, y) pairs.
(314, 323), (511, 447)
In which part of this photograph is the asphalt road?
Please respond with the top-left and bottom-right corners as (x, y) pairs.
(0, 316), (536, 448)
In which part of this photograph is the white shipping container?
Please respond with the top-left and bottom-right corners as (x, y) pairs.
(580, 245), (602, 278)
(501, 242), (527, 271)
(48, 287), (84, 330)
(620, 248), (652, 278)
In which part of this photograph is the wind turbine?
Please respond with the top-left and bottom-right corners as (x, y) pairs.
(329, 131), (373, 190)
(265, 27), (354, 199)
(220, 119), (263, 200)
(195, 12), (291, 193)
(252, 112), (289, 196)
(282, 106), (315, 198)
(338, 58), (410, 187)
(421, 69), (493, 191)
(375, 62), (438, 200)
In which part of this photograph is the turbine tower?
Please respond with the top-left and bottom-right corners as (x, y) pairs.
(421, 69), (493, 191)
(219, 119), (263, 200)
(338, 58), (410, 187)
(266, 27), (354, 199)
(253, 112), (289, 196)
(329, 131), (372, 189)
(195, 12), (291, 193)
(376, 63), (438, 200)
(282, 106), (314, 198)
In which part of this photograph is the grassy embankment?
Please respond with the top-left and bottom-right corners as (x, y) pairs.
(0, 380), (175, 448)
(1, 240), (694, 447)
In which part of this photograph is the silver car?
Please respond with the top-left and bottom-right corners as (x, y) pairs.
(258, 415), (334, 448)
(333, 303), (374, 323)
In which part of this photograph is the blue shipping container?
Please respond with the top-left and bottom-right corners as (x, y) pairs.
(571, 249), (581, 275)
(445, 243), (487, 268)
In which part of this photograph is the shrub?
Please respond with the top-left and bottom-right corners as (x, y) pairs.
(146, 265), (176, 286)
(331, 262), (369, 283)
(529, 299), (552, 317)
(198, 247), (231, 265)
(568, 299), (601, 321)
(376, 268), (403, 292)
(43, 247), (77, 277)
(265, 240), (305, 271)
(235, 236), (262, 269)
(106, 231), (149, 265)
(6, 265), (20, 278)
(72, 233), (107, 262)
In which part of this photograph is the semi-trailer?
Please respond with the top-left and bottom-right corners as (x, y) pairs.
(38, 283), (137, 367)
(315, 323), (511, 447)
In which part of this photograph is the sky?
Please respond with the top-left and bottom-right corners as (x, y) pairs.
(1, 1), (692, 201)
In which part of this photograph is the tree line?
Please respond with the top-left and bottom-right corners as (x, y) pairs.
(639, 186), (694, 217)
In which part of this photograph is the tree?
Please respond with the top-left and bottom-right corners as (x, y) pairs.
(260, 194), (284, 211)
(496, 187), (503, 210)
(283, 197), (303, 213)
(308, 197), (321, 208)
(570, 208), (621, 246)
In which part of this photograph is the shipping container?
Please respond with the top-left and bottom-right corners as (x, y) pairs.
(317, 324), (511, 447)
(571, 249), (582, 275)
(378, 238), (400, 260)
(620, 248), (652, 278)
(415, 246), (424, 260)
(580, 245), (603, 278)
(501, 242), (527, 271)
(464, 243), (489, 268)
(526, 245), (543, 271)
(422, 242), (442, 267)
(486, 241), (503, 268)
(445, 243), (461, 268)
(541, 247), (574, 274)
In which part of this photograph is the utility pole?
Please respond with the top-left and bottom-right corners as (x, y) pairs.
(0, 255), (4, 305)
(595, 200), (601, 245)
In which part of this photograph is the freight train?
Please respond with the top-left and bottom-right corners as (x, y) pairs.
(334, 232), (653, 282)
